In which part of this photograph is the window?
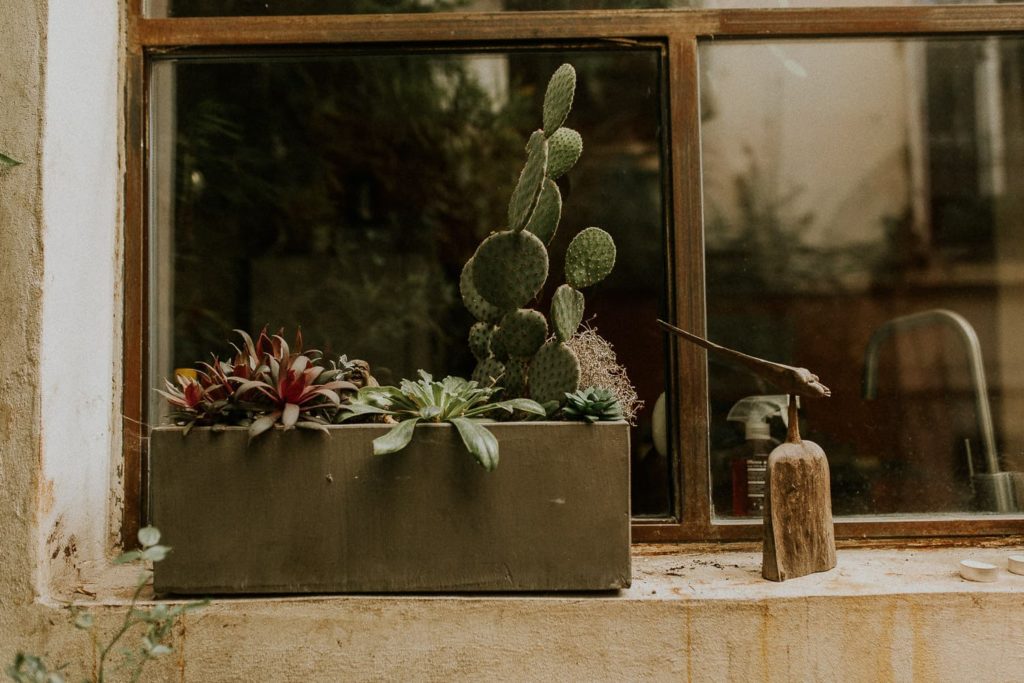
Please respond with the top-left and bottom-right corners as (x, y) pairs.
(125, 0), (1024, 543)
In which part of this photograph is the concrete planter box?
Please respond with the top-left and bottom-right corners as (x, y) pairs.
(150, 422), (631, 594)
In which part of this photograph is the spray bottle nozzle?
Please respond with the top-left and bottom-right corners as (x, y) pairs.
(726, 395), (792, 440)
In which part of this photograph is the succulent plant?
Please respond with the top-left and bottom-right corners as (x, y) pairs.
(562, 387), (624, 423)
(338, 371), (545, 470)
(460, 63), (617, 409)
(158, 327), (374, 440)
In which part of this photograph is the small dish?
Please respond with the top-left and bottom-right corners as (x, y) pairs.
(959, 559), (998, 582)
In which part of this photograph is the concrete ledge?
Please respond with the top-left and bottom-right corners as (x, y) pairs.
(36, 544), (1024, 681)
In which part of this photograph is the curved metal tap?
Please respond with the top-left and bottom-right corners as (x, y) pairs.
(862, 309), (1000, 476)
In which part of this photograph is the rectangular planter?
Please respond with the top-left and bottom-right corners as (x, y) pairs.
(150, 422), (631, 594)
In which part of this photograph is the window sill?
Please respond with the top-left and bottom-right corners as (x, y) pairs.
(41, 544), (1024, 680)
(54, 542), (1024, 606)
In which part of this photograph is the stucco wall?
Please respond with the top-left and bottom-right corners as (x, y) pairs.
(0, 0), (47, 642)
(3, 2), (1024, 681)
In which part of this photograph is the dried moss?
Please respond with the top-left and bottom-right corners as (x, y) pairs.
(565, 326), (642, 425)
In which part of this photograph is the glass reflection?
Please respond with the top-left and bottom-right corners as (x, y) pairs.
(149, 50), (671, 515)
(701, 37), (1024, 518)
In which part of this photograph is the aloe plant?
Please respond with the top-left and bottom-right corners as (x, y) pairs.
(338, 371), (545, 470)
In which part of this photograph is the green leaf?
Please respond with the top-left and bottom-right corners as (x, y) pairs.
(337, 403), (391, 421)
(149, 644), (172, 657)
(492, 398), (546, 416)
(372, 417), (420, 455)
(141, 545), (171, 562)
(248, 412), (279, 441)
(137, 526), (161, 548)
(148, 604), (170, 621)
(295, 420), (329, 433)
(0, 152), (22, 167)
(419, 405), (441, 421)
(113, 549), (142, 565)
(450, 417), (499, 471)
(73, 612), (94, 630)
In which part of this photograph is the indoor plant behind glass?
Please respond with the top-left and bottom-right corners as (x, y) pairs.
(149, 64), (632, 594)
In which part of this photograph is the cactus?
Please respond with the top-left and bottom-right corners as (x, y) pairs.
(508, 130), (549, 232)
(460, 63), (616, 408)
(542, 64), (576, 136)
(469, 322), (494, 361)
(495, 309), (548, 358)
(551, 284), (585, 342)
(565, 226), (616, 289)
(529, 341), (581, 405)
(472, 356), (506, 386)
(504, 357), (530, 397)
(490, 328), (510, 362)
(460, 257), (505, 324)
(524, 178), (562, 245)
(547, 127), (582, 180)
(472, 230), (549, 310)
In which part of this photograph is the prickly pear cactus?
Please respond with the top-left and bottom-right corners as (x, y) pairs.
(551, 284), (585, 342)
(565, 227), (616, 290)
(529, 341), (581, 405)
(547, 127), (582, 180)
(460, 63), (617, 408)
(543, 64), (576, 136)
(472, 230), (549, 310)
(472, 356), (505, 386)
(495, 309), (548, 358)
(460, 258), (505, 325)
(524, 178), (562, 245)
(504, 357), (530, 397)
(508, 131), (549, 232)
(469, 322), (494, 361)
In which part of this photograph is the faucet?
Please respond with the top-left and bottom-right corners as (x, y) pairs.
(862, 309), (1001, 479)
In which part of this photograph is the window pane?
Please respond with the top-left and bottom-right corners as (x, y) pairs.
(148, 0), (1006, 18)
(700, 36), (1024, 519)
(148, 49), (672, 516)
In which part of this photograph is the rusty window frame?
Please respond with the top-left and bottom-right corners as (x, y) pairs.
(122, 2), (1024, 545)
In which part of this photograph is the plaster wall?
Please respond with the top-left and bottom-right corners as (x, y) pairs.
(0, 0), (48, 637)
(2, 1), (1024, 681)
(38, 0), (122, 592)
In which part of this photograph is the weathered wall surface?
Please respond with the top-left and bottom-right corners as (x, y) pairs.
(28, 576), (1024, 682)
(0, 0), (47, 650)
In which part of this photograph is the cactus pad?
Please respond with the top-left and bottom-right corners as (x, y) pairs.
(565, 227), (616, 289)
(551, 284), (585, 342)
(524, 178), (561, 246)
(508, 130), (548, 232)
(495, 308), (548, 358)
(460, 257), (505, 324)
(543, 64), (577, 137)
(472, 357), (506, 387)
(472, 230), (548, 310)
(547, 127), (582, 180)
(490, 329), (510, 362)
(504, 357), (530, 397)
(468, 322), (494, 361)
(529, 341), (581, 405)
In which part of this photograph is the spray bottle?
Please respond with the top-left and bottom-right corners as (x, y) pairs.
(726, 395), (790, 516)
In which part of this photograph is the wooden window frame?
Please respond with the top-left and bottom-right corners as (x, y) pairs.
(122, 1), (1024, 545)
